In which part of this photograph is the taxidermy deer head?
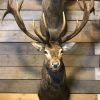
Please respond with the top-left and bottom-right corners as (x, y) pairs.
(2, 0), (94, 72)
(2, 0), (94, 100)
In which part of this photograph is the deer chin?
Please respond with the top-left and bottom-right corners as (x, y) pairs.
(50, 66), (60, 72)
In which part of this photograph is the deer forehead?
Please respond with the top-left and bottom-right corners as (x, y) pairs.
(45, 44), (62, 56)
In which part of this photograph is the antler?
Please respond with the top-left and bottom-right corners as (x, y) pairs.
(41, 13), (50, 43)
(58, 0), (94, 43)
(2, 0), (94, 44)
(32, 13), (50, 45)
(57, 11), (67, 43)
(2, 0), (47, 43)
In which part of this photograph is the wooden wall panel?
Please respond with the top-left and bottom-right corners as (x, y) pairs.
(0, 0), (41, 10)
(0, 80), (99, 93)
(0, 20), (99, 33)
(0, 11), (99, 20)
(95, 43), (100, 55)
(0, 55), (44, 67)
(66, 67), (95, 80)
(0, 67), (95, 80)
(0, 80), (39, 93)
(1, 21), (98, 31)
(70, 94), (97, 100)
(69, 32), (100, 42)
(0, 43), (42, 55)
(0, 0), (100, 10)
(71, 80), (100, 93)
(0, 55), (98, 67)
(65, 1), (100, 10)
(63, 55), (99, 67)
(0, 20), (100, 42)
(0, 0), (99, 99)
(0, 67), (41, 79)
(0, 31), (100, 42)
(0, 93), (39, 100)
(0, 94), (97, 100)
(0, 43), (94, 55)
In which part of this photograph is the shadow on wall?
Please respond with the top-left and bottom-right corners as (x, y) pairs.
(64, 0), (76, 6)
(65, 1), (100, 42)
(36, 0), (42, 5)
(82, 20), (100, 42)
(0, 0), (4, 4)
(88, 20), (100, 42)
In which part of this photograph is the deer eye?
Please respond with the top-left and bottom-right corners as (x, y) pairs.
(44, 50), (48, 54)
(61, 50), (63, 53)
(59, 49), (63, 54)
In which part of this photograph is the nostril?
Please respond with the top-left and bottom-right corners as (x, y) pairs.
(54, 65), (58, 68)
(53, 63), (60, 68)
(51, 62), (60, 68)
(51, 63), (54, 67)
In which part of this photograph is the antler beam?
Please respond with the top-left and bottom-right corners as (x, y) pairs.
(59, 0), (94, 43)
(2, 0), (46, 43)
(2, 0), (94, 44)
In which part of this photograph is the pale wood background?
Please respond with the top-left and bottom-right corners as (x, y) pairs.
(0, 0), (100, 100)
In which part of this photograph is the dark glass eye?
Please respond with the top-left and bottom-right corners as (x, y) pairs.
(44, 50), (48, 54)
(61, 50), (63, 53)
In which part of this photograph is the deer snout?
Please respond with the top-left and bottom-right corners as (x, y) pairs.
(50, 60), (60, 71)
(52, 63), (60, 68)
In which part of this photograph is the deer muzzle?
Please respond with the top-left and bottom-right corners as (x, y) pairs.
(50, 60), (60, 71)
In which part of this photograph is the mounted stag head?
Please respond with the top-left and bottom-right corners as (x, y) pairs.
(2, 0), (94, 99)
(2, 0), (94, 71)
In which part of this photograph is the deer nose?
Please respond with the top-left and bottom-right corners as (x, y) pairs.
(52, 62), (60, 68)
(54, 64), (59, 68)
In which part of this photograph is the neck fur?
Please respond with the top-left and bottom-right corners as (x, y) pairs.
(42, 59), (66, 86)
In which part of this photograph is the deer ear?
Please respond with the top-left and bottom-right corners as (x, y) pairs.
(32, 42), (44, 51)
(62, 42), (75, 51)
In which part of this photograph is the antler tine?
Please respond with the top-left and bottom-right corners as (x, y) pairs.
(90, 0), (95, 13)
(77, 0), (94, 12)
(18, 0), (24, 11)
(61, 0), (94, 43)
(2, 0), (45, 43)
(32, 20), (46, 43)
(58, 11), (66, 36)
(42, 13), (50, 43)
(77, 0), (84, 11)
(57, 11), (67, 43)
(2, 0), (12, 20)
(75, 17), (79, 29)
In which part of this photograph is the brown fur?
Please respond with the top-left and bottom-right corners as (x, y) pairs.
(38, 43), (70, 100)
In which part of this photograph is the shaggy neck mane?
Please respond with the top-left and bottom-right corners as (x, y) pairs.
(41, 60), (66, 90)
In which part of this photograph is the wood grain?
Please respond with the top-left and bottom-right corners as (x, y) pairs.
(63, 55), (99, 67)
(0, 55), (44, 67)
(0, 67), (95, 80)
(0, 80), (99, 93)
(2, 21), (98, 31)
(0, 55), (98, 67)
(95, 43), (100, 55)
(0, 0), (100, 10)
(0, 20), (100, 42)
(0, 93), (97, 100)
(1, 10), (99, 20)
(0, 93), (39, 100)
(0, 80), (39, 93)
(70, 94), (96, 100)
(66, 67), (95, 80)
(0, 0), (41, 10)
(0, 43), (94, 55)
(0, 31), (100, 42)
